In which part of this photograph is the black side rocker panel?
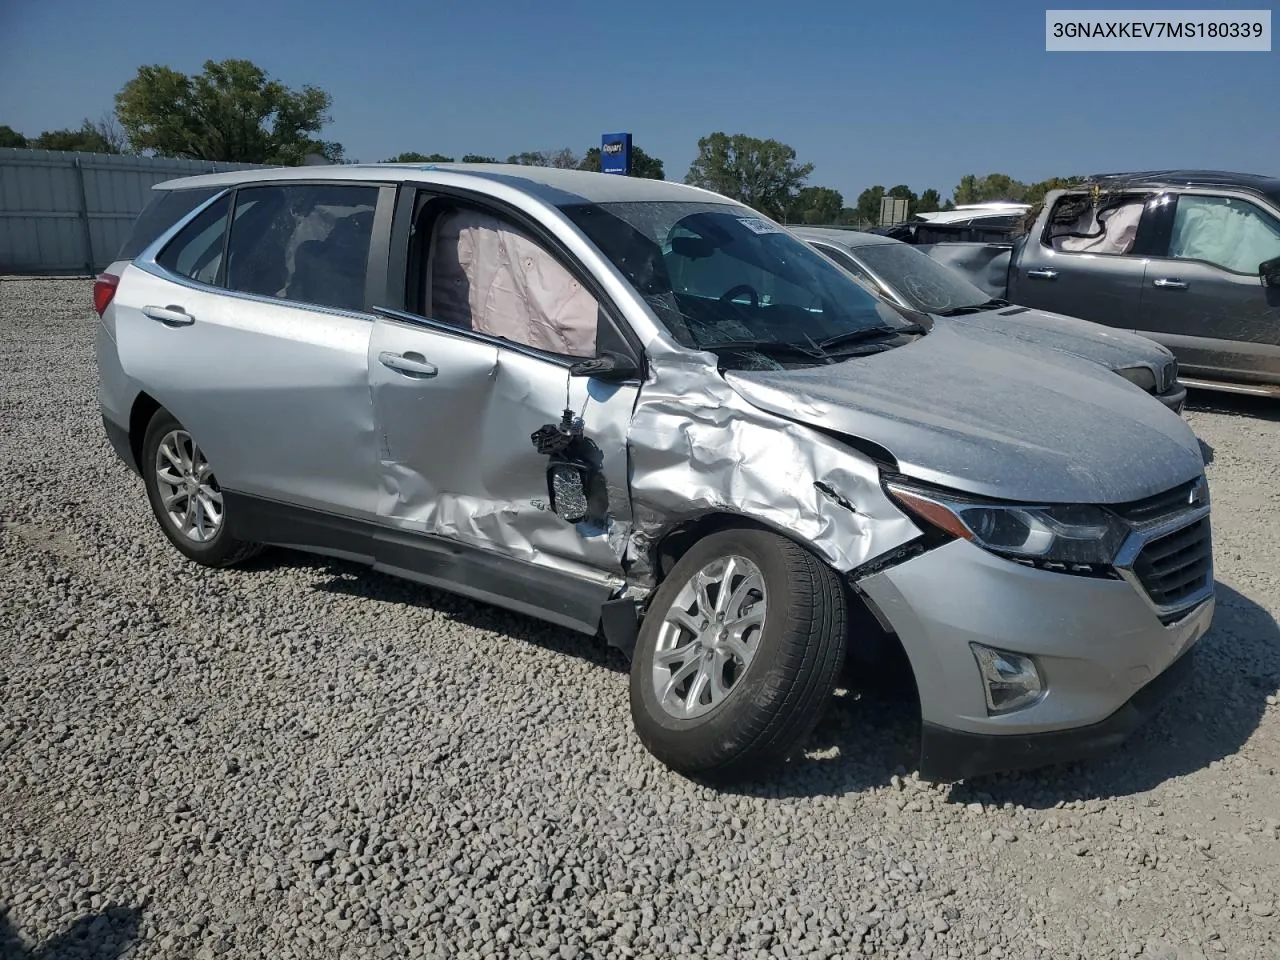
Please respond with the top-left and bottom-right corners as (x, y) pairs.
(222, 492), (618, 636)
(103, 415), (140, 477)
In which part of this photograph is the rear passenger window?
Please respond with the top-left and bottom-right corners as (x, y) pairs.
(224, 184), (378, 311)
(155, 194), (231, 285)
(119, 187), (220, 261)
(1169, 195), (1280, 275)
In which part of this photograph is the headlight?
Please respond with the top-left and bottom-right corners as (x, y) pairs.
(1117, 365), (1157, 392)
(885, 480), (1130, 569)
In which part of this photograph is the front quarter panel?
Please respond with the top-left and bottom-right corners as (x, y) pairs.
(623, 352), (923, 577)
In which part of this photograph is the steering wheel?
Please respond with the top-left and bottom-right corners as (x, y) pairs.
(719, 284), (759, 308)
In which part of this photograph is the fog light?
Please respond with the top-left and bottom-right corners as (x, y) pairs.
(970, 643), (1044, 714)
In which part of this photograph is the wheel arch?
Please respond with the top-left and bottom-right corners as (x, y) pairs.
(648, 511), (915, 687)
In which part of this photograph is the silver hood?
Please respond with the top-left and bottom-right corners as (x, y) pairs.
(724, 323), (1203, 504)
(941, 305), (1173, 372)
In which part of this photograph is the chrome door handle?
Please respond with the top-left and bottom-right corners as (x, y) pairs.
(1026, 268), (1058, 280)
(143, 305), (194, 326)
(1153, 277), (1188, 290)
(378, 351), (437, 377)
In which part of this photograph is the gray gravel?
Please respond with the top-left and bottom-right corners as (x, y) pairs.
(2, 277), (1279, 960)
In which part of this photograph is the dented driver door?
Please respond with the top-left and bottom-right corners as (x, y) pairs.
(367, 312), (639, 589)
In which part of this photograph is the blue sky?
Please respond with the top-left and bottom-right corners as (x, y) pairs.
(1, 0), (1276, 202)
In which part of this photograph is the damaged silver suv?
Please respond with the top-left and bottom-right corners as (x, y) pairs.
(94, 165), (1214, 784)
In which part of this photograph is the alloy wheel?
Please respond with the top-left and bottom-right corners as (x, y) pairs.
(154, 430), (223, 543)
(650, 555), (767, 719)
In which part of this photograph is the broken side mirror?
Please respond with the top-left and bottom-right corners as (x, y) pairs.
(569, 350), (640, 382)
(547, 460), (591, 524)
(1260, 256), (1280, 288)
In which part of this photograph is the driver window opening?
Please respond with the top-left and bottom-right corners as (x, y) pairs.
(1043, 193), (1149, 255)
(417, 202), (598, 359)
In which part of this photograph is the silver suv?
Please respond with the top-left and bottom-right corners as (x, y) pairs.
(94, 164), (1215, 784)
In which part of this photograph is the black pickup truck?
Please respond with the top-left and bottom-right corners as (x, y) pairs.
(901, 171), (1280, 397)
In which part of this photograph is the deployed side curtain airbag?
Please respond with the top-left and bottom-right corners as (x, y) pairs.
(1170, 196), (1280, 274)
(1052, 199), (1145, 254)
(429, 208), (598, 358)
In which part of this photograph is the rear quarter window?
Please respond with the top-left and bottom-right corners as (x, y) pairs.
(117, 188), (220, 261)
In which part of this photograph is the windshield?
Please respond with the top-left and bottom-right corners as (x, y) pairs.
(559, 200), (918, 367)
(851, 241), (995, 314)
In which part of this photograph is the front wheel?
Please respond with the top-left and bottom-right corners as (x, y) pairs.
(629, 527), (847, 784)
(141, 409), (262, 567)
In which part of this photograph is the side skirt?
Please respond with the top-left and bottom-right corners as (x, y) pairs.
(222, 492), (615, 635)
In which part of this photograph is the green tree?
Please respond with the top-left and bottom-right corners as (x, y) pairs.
(855, 185), (885, 225)
(460, 154), (497, 163)
(1023, 175), (1086, 205)
(115, 58), (343, 164)
(684, 132), (814, 219)
(506, 148), (580, 168)
(31, 118), (123, 154)
(384, 151), (453, 163)
(917, 188), (942, 214)
(577, 144), (665, 179)
(953, 173), (1030, 205)
(953, 174), (982, 205)
(981, 173), (1028, 202)
(786, 186), (844, 224)
(0, 125), (29, 148)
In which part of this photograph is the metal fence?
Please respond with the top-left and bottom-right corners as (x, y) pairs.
(0, 148), (272, 275)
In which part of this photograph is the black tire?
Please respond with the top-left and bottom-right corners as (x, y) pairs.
(141, 409), (262, 568)
(629, 526), (847, 784)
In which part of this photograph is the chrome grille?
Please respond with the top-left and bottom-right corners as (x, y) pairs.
(1131, 517), (1213, 609)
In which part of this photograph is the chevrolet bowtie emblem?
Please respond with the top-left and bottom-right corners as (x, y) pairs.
(1189, 480), (1207, 507)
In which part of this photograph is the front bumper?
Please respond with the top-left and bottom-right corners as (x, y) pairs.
(918, 642), (1196, 781)
(1154, 382), (1188, 414)
(857, 537), (1214, 779)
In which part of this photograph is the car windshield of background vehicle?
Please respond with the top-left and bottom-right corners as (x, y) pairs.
(560, 200), (918, 367)
(852, 242), (997, 315)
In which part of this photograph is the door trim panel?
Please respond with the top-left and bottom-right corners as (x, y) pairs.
(222, 491), (618, 634)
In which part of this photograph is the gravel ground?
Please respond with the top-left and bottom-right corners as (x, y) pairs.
(2, 277), (1279, 960)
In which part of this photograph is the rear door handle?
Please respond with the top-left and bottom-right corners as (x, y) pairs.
(378, 351), (437, 378)
(1026, 268), (1058, 280)
(1153, 277), (1188, 290)
(143, 305), (195, 326)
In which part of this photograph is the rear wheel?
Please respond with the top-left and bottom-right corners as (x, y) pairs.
(629, 527), (847, 783)
(141, 409), (262, 567)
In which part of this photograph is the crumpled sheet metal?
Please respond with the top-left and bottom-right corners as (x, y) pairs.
(623, 352), (923, 578)
(372, 340), (635, 588)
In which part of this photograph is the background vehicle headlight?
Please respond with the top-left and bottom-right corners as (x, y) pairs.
(1117, 364), (1157, 392)
(885, 480), (1129, 568)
